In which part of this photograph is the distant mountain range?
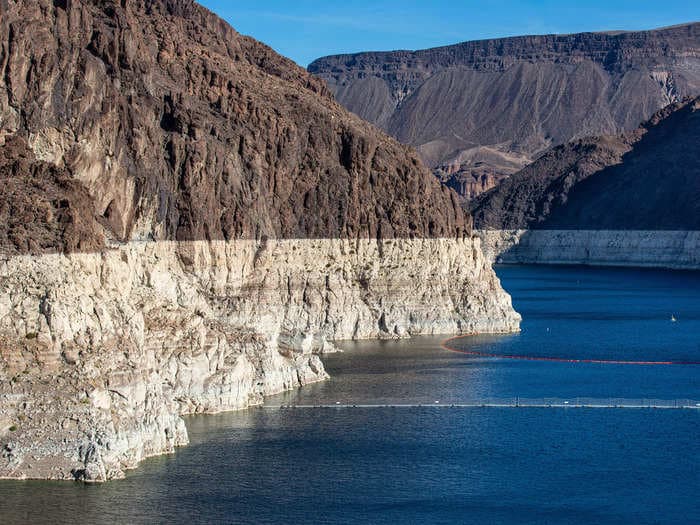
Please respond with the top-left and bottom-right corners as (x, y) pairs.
(309, 23), (700, 199)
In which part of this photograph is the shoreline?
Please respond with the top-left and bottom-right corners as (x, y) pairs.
(0, 238), (519, 483)
(0, 330), (520, 484)
(477, 230), (700, 270)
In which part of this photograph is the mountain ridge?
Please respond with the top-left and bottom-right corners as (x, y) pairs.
(470, 95), (700, 230)
(311, 22), (700, 61)
(309, 22), (700, 199)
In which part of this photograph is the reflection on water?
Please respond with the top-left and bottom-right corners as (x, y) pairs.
(3, 406), (699, 524)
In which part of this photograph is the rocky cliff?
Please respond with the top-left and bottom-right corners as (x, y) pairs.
(0, 0), (519, 481)
(471, 97), (700, 268)
(309, 24), (700, 199)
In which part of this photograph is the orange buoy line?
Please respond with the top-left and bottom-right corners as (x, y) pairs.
(441, 335), (700, 366)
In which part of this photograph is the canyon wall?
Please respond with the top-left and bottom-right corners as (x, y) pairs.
(0, 0), (519, 481)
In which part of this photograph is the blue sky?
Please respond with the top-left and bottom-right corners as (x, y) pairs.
(198, 1), (700, 66)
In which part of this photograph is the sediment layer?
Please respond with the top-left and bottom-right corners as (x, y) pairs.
(0, 237), (519, 481)
(479, 230), (700, 269)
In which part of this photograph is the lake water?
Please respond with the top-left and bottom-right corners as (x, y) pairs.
(2, 265), (699, 524)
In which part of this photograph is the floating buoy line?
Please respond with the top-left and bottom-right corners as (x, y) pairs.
(441, 335), (700, 366)
(261, 402), (700, 410)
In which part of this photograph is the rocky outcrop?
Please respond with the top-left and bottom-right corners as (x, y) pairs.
(0, 0), (519, 481)
(0, 0), (468, 251)
(309, 24), (700, 199)
(433, 146), (526, 200)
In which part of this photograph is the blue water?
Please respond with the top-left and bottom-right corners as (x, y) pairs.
(1, 265), (699, 524)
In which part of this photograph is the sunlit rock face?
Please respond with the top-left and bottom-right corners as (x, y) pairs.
(310, 24), (700, 199)
(0, 238), (518, 481)
(0, 0), (518, 481)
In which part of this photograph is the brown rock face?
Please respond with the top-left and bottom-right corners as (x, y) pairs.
(433, 146), (527, 200)
(435, 168), (506, 202)
(0, 136), (104, 254)
(0, 0), (468, 255)
(309, 24), (700, 199)
(470, 97), (700, 230)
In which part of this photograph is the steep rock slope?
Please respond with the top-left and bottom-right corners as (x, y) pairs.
(471, 97), (700, 267)
(309, 24), (700, 198)
(0, 0), (519, 481)
(1, 0), (468, 249)
(471, 97), (700, 230)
